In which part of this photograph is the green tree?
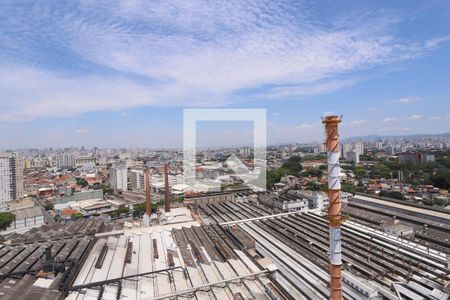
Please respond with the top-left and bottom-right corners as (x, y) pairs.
(132, 203), (146, 218)
(307, 181), (324, 191)
(354, 167), (367, 179)
(430, 171), (450, 189)
(341, 183), (357, 194)
(109, 206), (130, 218)
(301, 168), (324, 178)
(44, 202), (54, 211)
(281, 155), (303, 175)
(76, 178), (89, 187)
(102, 185), (113, 194)
(379, 190), (406, 200)
(433, 198), (446, 206)
(372, 164), (392, 178)
(266, 168), (287, 189)
(0, 212), (15, 231)
(71, 212), (83, 220)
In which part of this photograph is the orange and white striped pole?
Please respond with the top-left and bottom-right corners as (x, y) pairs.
(323, 115), (343, 300)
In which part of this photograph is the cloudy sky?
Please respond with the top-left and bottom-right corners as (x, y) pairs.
(1, 0), (450, 148)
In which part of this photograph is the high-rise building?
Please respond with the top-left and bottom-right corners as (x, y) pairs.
(110, 165), (128, 193)
(354, 143), (364, 156)
(130, 169), (145, 191)
(387, 145), (396, 155)
(399, 153), (435, 165)
(239, 147), (251, 156)
(319, 143), (327, 153)
(346, 150), (360, 164)
(0, 153), (24, 210)
(57, 152), (76, 168)
(342, 144), (353, 159)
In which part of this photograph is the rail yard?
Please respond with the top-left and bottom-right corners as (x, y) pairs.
(197, 200), (450, 300)
(0, 198), (449, 299)
(65, 224), (279, 300)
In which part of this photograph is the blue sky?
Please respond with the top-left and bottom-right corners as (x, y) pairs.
(0, 0), (450, 148)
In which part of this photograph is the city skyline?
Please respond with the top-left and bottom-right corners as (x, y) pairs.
(1, 1), (450, 148)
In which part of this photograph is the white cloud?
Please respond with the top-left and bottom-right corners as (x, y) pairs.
(368, 106), (377, 111)
(378, 126), (412, 132)
(0, 66), (174, 121)
(278, 122), (320, 132)
(397, 96), (422, 104)
(382, 117), (400, 123)
(425, 35), (450, 49)
(408, 114), (423, 120)
(0, 1), (448, 120)
(348, 119), (367, 126)
(75, 129), (91, 134)
(429, 116), (441, 120)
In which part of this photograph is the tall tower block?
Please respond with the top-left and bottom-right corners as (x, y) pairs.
(322, 115), (344, 300)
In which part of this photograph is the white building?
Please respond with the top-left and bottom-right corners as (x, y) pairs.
(1, 198), (45, 235)
(342, 144), (353, 154)
(275, 194), (309, 212)
(130, 169), (145, 192)
(75, 155), (97, 166)
(110, 165), (128, 192)
(347, 150), (360, 164)
(0, 153), (24, 210)
(354, 143), (364, 156)
(239, 147), (252, 156)
(259, 192), (310, 212)
(57, 152), (76, 168)
(288, 190), (329, 210)
(387, 145), (396, 156)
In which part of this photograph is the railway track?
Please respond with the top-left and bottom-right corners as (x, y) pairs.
(198, 202), (450, 300)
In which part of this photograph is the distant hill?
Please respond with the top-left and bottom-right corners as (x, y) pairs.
(342, 132), (450, 142)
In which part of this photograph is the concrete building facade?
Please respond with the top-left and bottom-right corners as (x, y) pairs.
(110, 165), (128, 192)
(130, 169), (145, 192)
(0, 153), (24, 210)
(57, 152), (76, 168)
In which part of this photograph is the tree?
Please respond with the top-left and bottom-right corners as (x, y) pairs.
(110, 206), (130, 218)
(341, 183), (357, 194)
(0, 212), (15, 231)
(266, 168), (287, 189)
(372, 164), (392, 178)
(44, 202), (54, 211)
(132, 203), (146, 218)
(307, 181), (324, 191)
(71, 212), (83, 220)
(102, 185), (113, 195)
(76, 178), (89, 188)
(301, 168), (323, 178)
(379, 190), (406, 200)
(433, 197), (446, 206)
(281, 155), (303, 175)
(354, 167), (367, 179)
(430, 171), (450, 189)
